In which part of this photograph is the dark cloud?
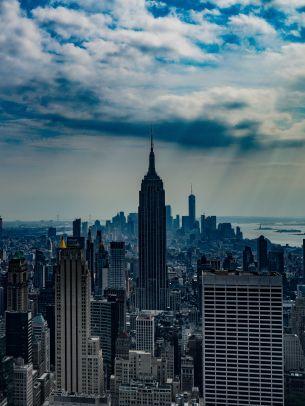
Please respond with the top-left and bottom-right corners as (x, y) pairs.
(221, 101), (248, 110)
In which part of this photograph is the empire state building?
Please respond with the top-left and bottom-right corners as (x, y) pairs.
(137, 137), (168, 310)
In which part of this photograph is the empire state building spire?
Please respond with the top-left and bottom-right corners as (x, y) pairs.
(148, 131), (156, 175)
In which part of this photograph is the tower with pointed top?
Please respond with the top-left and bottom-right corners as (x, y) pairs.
(137, 137), (168, 310)
(188, 187), (196, 230)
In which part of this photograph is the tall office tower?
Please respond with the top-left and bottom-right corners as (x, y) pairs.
(91, 294), (124, 384)
(72, 218), (81, 238)
(6, 312), (32, 363)
(173, 214), (180, 230)
(95, 239), (109, 297)
(33, 250), (46, 290)
(257, 235), (268, 271)
(82, 221), (88, 237)
(86, 229), (95, 292)
(108, 242), (126, 290)
(188, 188), (196, 229)
(290, 298), (305, 352)
(284, 334), (305, 372)
(182, 215), (191, 233)
(127, 213), (138, 236)
(136, 312), (155, 355)
(303, 239), (305, 282)
(7, 253), (28, 312)
(242, 246), (255, 272)
(56, 237), (103, 395)
(104, 289), (126, 332)
(138, 137), (168, 310)
(32, 313), (50, 374)
(45, 305), (55, 369)
(269, 249), (284, 274)
(6, 253), (32, 364)
(87, 337), (104, 396)
(202, 270), (283, 406)
(165, 205), (172, 230)
(13, 358), (33, 406)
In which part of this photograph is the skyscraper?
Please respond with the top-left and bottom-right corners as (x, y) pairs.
(242, 246), (255, 272)
(33, 250), (46, 290)
(72, 218), (81, 238)
(32, 313), (50, 374)
(165, 205), (172, 230)
(6, 253), (33, 364)
(7, 253), (28, 312)
(136, 312), (155, 355)
(188, 187), (196, 229)
(303, 239), (305, 282)
(86, 229), (95, 292)
(6, 312), (32, 364)
(202, 270), (283, 406)
(91, 294), (123, 384)
(95, 238), (109, 297)
(137, 137), (168, 310)
(108, 242), (126, 290)
(257, 235), (268, 271)
(55, 237), (103, 395)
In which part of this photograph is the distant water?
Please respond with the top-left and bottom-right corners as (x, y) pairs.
(219, 217), (305, 247)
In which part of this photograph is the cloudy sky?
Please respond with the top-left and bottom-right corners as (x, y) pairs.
(1, 0), (305, 220)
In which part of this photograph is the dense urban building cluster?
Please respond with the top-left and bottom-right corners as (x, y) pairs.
(0, 141), (304, 405)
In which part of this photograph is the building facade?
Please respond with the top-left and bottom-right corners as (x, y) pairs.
(108, 242), (126, 290)
(55, 238), (103, 395)
(202, 271), (283, 406)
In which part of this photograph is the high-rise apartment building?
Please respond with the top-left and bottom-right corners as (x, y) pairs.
(202, 270), (283, 406)
(137, 137), (168, 310)
(108, 242), (126, 290)
(55, 237), (103, 395)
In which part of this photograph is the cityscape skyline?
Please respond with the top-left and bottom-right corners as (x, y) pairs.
(0, 136), (303, 405)
(2, 136), (305, 220)
(2, 1), (305, 405)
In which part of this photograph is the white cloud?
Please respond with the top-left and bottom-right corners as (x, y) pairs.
(228, 14), (278, 48)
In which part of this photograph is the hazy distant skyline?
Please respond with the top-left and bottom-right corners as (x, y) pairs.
(1, 0), (305, 219)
